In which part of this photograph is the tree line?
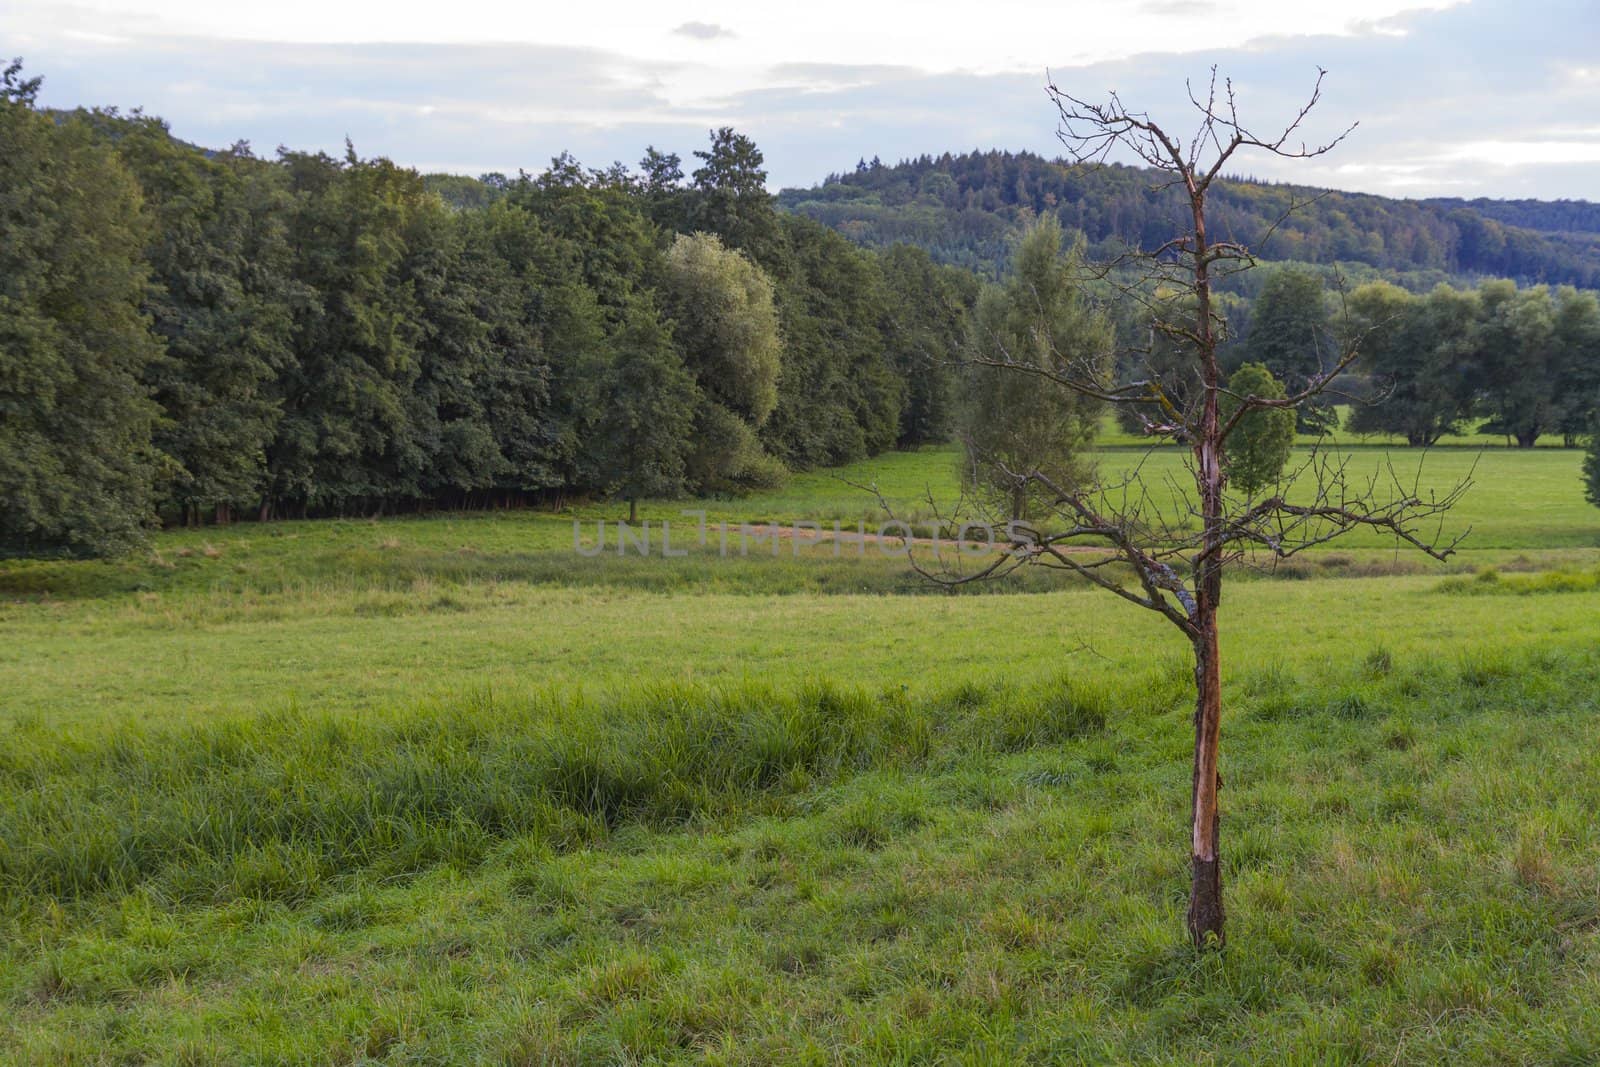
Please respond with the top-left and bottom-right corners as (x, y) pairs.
(1221, 266), (1600, 448)
(6, 58), (1599, 559)
(0, 64), (974, 555)
(959, 220), (1600, 532)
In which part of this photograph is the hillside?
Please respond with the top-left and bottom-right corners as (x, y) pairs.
(776, 152), (1600, 288)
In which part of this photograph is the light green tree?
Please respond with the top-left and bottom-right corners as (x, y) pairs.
(660, 232), (787, 492)
(662, 232), (781, 425)
(1221, 363), (1295, 497)
(961, 216), (1111, 521)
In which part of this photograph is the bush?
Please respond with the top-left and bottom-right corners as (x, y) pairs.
(1221, 363), (1295, 497)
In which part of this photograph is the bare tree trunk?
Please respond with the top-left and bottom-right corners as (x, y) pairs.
(1188, 401), (1227, 948)
(1188, 179), (1227, 949)
(1188, 606), (1224, 947)
(1011, 483), (1027, 524)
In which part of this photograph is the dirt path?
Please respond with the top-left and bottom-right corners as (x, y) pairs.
(703, 522), (1105, 555)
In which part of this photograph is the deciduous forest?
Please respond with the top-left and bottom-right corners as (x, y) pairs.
(5, 60), (1600, 563)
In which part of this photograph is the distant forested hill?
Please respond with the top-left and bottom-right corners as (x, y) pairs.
(1423, 197), (1600, 239)
(776, 152), (1600, 288)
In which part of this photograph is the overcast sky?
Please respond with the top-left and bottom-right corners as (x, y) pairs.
(5, 0), (1598, 199)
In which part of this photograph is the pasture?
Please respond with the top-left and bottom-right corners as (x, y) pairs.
(3, 443), (1600, 1063)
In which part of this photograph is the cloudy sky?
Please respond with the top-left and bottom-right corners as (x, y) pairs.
(5, 0), (1598, 199)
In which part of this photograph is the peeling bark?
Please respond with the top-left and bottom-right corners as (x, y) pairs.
(1188, 612), (1224, 947)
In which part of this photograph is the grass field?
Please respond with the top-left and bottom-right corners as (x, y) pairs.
(3, 443), (1600, 1062)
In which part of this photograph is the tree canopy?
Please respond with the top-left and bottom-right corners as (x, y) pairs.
(0, 64), (986, 554)
(0, 81), (162, 555)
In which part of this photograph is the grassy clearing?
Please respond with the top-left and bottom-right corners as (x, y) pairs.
(1437, 565), (1600, 596)
(1, 444), (1594, 608)
(6, 570), (1600, 728)
(767, 444), (1599, 551)
(2, 443), (1599, 1060)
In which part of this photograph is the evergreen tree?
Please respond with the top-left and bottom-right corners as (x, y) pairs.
(689, 128), (783, 266)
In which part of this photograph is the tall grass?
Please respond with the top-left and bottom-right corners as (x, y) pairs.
(1436, 565), (1600, 595)
(9, 644), (1600, 1062)
(0, 673), (1126, 909)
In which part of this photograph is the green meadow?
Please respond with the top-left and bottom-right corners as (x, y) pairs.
(4, 443), (1600, 1063)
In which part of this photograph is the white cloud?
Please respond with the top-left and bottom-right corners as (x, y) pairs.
(1442, 140), (1600, 166)
(4, 0), (1596, 199)
(672, 21), (736, 41)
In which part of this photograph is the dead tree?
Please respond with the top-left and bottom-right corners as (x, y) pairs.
(885, 69), (1469, 948)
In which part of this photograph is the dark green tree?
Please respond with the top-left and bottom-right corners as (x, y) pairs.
(1475, 280), (1555, 448)
(763, 217), (901, 469)
(1550, 286), (1600, 446)
(879, 244), (975, 446)
(510, 154), (688, 493)
(0, 70), (163, 555)
(400, 196), (503, 502)
(104, 115), (297, 523)
(638, 146), (688, 234)
(1346, 282), (1477, 446)
(588, 307), (700, 519)
(1244, 266), (1335, 433)
(689, 128), (783, 265)
(458, 202), (567, 497)
(267, 147), (431, 514)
